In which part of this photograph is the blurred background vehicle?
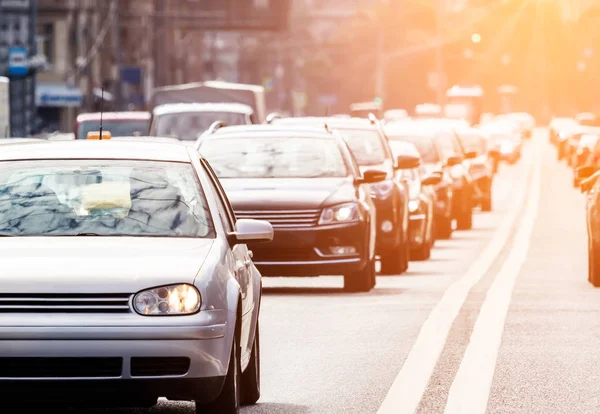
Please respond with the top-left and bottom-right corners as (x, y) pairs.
(75, 112), (150, 140)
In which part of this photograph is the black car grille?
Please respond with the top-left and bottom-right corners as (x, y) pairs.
(235, 209), (320, 228)
(130, 357), (190, 377)
(251, 247), (317, 262)
(0, 357), (123, 378)
(0, 293), (131, 313)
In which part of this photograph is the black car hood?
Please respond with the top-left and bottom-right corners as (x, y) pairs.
(221, 177), (357, 210)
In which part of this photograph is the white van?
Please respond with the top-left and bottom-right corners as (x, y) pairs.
(0, 77), (9, 138)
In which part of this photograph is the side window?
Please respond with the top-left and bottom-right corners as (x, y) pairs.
(200, 160), (235, 233)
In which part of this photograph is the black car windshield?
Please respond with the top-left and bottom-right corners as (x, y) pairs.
(458, 132), (487, 154)
(152, 112), (249, 141)
(388, 135), (440, 163)
(200, 137), (348, 179)
(0, 160), (214, 237)
(77, 120), (149, 139)
(335, 129), (387, 166)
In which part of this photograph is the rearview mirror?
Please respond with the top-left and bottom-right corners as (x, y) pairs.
(358, 169), (387, 184)
(229, 219), (273, 245)
(422, 174), (442, 186)
(577, 165), (595, 181)
(445, 155), (462, 167)
(396, 154), (421, 169)
(464, 151), (478, 160)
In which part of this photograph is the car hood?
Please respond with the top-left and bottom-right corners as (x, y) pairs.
(222, 177), (356, 210)
(0, 237), (214, 294)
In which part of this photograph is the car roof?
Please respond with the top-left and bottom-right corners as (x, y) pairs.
(212, 124), (329, 135)
(200, 129), (337, 141)
(0, 138), (46, 144)
(385, 122), (437, 137)
(153, 102), (254, 116)
(273, 117), (377, 130)
(76, 111), (151, 122)
(0, 140), (193, 162)
(111, 136), (183, 144)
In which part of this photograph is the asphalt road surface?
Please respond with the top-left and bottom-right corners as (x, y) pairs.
(59, 129), (595, 413)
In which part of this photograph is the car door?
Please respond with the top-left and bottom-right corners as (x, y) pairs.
(200, 159), (257, 355)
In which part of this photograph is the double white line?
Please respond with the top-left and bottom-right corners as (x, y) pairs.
(378, 135), (543, 414)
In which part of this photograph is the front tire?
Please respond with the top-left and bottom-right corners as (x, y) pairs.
(344, 259), (375, 292)
(481, 196), (492, 212)
(436, 215), (453, 239)
(241, 322), (260, 406)
(456, 203), (473, 230)
(199, 333), (241, 414)
(589, 240), (600, 287)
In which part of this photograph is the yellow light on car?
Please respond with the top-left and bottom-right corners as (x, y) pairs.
(87, 131), (112, 140)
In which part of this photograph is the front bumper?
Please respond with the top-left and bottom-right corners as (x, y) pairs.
(250, 221), (370, 276)
(0, 311), (233, 404)
(408, 212), (427, 247)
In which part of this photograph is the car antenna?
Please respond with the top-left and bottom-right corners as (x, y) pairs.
(99, 86), (104, 140)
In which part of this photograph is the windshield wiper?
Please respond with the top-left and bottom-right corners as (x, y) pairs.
(71, 232), (105, 236)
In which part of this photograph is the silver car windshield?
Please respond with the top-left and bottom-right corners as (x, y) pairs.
(200, 137), (348, 178)
(152, 112), (248, 140)
(0, 160), (214, 237)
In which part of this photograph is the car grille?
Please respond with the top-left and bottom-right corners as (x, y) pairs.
(0, 293), (131, 313)
(0, 357), (123, 378)
(251, 247), (317, 262)
(130, 357), (190, 377)
(235, 209), (321, 228)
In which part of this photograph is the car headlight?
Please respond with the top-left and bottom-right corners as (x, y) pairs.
(408, 199), (420, 213)
(319, 203), (361, 225)
(370, 180), (394, 200)
(134, 284), (201, 316)
(450, 165), (463, 179)
(499, 141), (514, 154)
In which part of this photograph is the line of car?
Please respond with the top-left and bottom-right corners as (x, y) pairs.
(550, 113), (600, 287)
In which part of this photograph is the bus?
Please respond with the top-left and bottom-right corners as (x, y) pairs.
(444, 85), (483, 126)
(0, 77), (9, 138)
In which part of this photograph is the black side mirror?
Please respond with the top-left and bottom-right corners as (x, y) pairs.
(358, 168), (387, 184)
(577, 166), (595, 181)
(422, 174), (442, 186)
(445, 155), (462, 167)
(464, 151), (478, 160)
(396, 154), (421, 169)
(488, 149), (500, 158)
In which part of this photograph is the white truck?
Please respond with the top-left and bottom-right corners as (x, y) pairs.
(0, 77), (9, 138)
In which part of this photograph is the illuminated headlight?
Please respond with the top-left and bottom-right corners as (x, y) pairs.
(408, 199), (421, 213)
(370, 180), (394, 200)
(450, 165), (463, 179)
(319, 203), (361, 225)
(134, 284), (201, 316)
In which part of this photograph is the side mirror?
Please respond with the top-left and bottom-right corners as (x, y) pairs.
(445, 155), (462, 167)
(577, 165), (595, 181)
(464, 151), (478, 160)
(229, 219), (273, 244)
(488, 149), (500, 158)
(358, 168), (387, 184)
(581, 174), (599, 193)
(422, 174), (442, 186)
(396, 154), (421, 169)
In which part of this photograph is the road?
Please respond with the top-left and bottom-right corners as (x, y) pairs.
(65, 129), (597, 413)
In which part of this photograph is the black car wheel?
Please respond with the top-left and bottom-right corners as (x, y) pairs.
(411, 240), (431, 261)
(344, 259), (375, 292)
(436, 215), (453, 239)
(456, 205), (473, 230)
(589, 241), (600, 287)
(241, 321), (261, 406)
(380, 249), (405, 275)
(199, 333), (241, 414)
(481, 196), (492, 212)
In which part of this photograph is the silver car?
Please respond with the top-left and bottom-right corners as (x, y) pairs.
(0, 140), (272, 413)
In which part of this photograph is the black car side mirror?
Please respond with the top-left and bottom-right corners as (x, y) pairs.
(464, 151), (478, 160)
(358, 169), (387, 185)
(445, 155), (462, 167)
(422, 174), (442, 186)
(488, 149), (500, 158)
(396, 154), (421, 169)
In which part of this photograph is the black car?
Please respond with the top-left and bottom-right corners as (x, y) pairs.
(578, 165), (600, 286)
(198, 127), (384, 292)
(455, 128), (497, 211)
(273, 117), (411, 274)
(571, 133), (599, 187)
(388, 140), (442, 260)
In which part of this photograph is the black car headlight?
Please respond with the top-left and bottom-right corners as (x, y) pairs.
(134, 284), (201, 316)
(319, 203), (361, 225)
(370, 180), (394, 200)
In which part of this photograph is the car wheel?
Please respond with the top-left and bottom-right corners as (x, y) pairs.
(344, 259), (375, 292)
(199, 333), (241, 414)
(241, 321), (260, 406)
(436, 215), (453, 239)
(456, 205), (473, 230)
(589, 241), (600, 287)
(411, 240), (431, 261)
(380, 248), (405, 275)
(481, 196), (492, 212)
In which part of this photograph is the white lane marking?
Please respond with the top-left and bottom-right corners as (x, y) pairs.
(443, 137), (543, 414)
(377, 136), (540, 414)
